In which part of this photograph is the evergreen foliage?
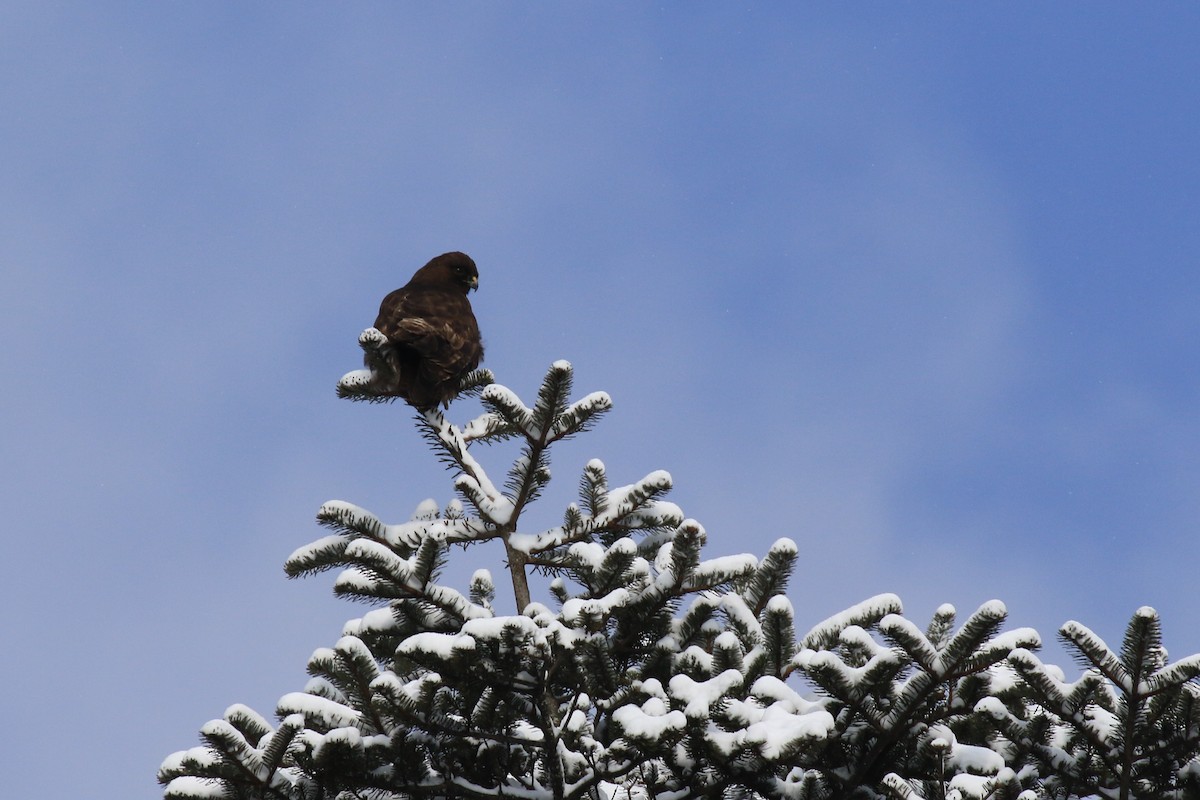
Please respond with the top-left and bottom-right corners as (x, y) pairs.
(162, 361), (1200, 800)
(979, 608), (1200, 799)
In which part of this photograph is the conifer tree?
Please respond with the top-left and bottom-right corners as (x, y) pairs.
(978, 607), (1200, 800)
(789, 597), (1042, 800)
(160, 356), (834, 800)
(160, 335), (1200, 800)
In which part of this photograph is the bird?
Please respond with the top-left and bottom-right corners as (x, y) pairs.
(369, 251), (484, 411)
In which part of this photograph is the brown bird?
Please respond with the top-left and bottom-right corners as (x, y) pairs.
(370, 251), (484, 410)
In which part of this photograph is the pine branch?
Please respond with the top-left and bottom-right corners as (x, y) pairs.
(799, 593), (904, 651)
(1060, 621), (1131, 691)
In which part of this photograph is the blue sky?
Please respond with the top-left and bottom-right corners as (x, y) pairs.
(3, 5), (1199, 798)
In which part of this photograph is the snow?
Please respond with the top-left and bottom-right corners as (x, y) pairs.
(592, 471), (676, 529)
(770, 537), (798, 555)
(224, 703), (271, 737)
(164, 776), (233, 799)
(1149, 651), (1200, 690)
(426, 583), (492, 620)
(612, 699), (687, 741)
(694, 553), (757, 585)
(711, 689), (836, 759)
(948, 773), (993, 797)
(508, 470), (688, 555)
(513, 719), (545, 741)
(714, 630), (742, 651)
(984, 662), (1022, 695)
(334, 635), (375, 664)
(381, 670), (444, 707)
(481, 384), (533, 421)
(277, 692), (362, 729)
(567, 538), (635, 571)
(286, 533), (349, 568)
(313, 726), (362, 760)
(460, 410), (508, 441)
(455, 473), (516, 525)
(677, 645), (715, 675)
(1082, 704), (1118, 741)
(461, 614), (540, 642)
(668, 669), (743, 718)
(344, 536), (412, 577)
(336, 368), (375, 391)
(766, 594), (793, 615)
(740, 703), (835, 759)
(561, 589), (631, 625)
(751, 676), (826, 714)
(550, 391), (614, 439)
(354, 606), (400, 636)
(333, 567), (383, 595)
(837, 624), (890, 659)
(302, 676), (342, 703)
(635, 677), (669, 700)
(388, 516), (484, 548)
(879, 614), (939, 671)
(977, 627), (1042, 662)
(920, 724), (1005, 779)
(720, 594), (762, 639)
(508, 528), (561, 554)
(564, 708), (589, 733)
(796, 647), (902, 695)
(318, 500), (381, 533)
(397, 631), (477, 659)
(411, 498), (439, 519)
(423, 411), (509, 521)
(801, 592), (903, 649)
(949, 742), (1004, 775)
(160, 745), (219, 772)
(574, 390), (611, 410)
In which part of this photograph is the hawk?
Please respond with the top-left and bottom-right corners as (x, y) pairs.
(370, 251), (484, 410)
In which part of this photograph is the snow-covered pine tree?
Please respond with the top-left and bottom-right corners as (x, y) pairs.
(159, 357), (835, 800)
(160, 331), (1200, 800)
(789, 597), (1042, 800)
(978, 607), (1200, 800)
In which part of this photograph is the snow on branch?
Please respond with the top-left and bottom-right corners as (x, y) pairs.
(800, 593), (903, 651)
(455, 472), (516, 526)
(420, 409), (504, 494)
(335, 328), (395, 403)
(612, 698), (687, 745)
(507, 467), (684, 556)
(480, 384), (533, 430)
(686, 552), (757, 592)
(460, 409), (518, 443)
(548, 390), (612, 441)
(1059, 620), (1131, 690)
(190, 356), (1200, 800)
(397, 630), (478, 662)
(1147, 652), (1200, 693)
(879, 615), (939, 673)
(276, 692), (363, 731)
(668, 669), (744, 719)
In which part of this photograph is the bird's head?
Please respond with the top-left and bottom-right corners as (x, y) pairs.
(412, 251), (479, 294)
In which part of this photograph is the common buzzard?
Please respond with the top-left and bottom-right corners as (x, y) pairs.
(370, 251), (484, 410)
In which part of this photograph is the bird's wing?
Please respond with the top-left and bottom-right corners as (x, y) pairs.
(376, 288), (481, 371)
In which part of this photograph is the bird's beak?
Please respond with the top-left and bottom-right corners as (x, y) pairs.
(469, 276), (479, 292)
